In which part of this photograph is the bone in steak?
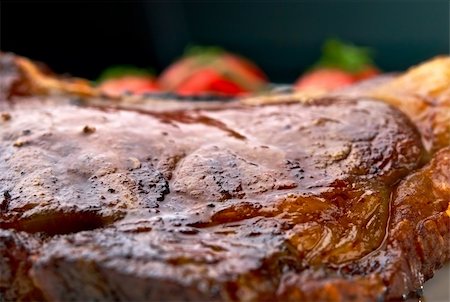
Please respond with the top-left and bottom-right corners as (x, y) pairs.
(0, 53), (449, 301)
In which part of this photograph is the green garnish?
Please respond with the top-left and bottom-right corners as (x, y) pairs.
(183, 45), (225, 58)
(314, 38), (375, 73)
(96, 65), (154, 83)
(182, 45), (228, 65)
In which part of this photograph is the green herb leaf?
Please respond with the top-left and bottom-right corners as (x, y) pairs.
(183, 45), (225, 58)
(97, 65), (154, 83)
(314, 38), (375, 73)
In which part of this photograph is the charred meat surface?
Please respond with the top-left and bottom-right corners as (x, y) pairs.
(369, 57), (450, 155)
(1, 53), (449, 301)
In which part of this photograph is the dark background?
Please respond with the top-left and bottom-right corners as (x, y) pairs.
(1, 1), (449, 82)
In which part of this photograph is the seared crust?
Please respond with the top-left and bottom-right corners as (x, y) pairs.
(0, 230), (45, 301)
(277, 147), (450, 301)
(245, 57), (450, 156)
(369, 57), (450, 154)
(1, 53), (449, 302)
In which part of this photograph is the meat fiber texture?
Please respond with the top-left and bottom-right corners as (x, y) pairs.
(0, 53), (449, 301)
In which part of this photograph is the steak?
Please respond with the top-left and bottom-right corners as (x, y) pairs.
(369, 57), (450, 155)
(0, 53), (449, 301)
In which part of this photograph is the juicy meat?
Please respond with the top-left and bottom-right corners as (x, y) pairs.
(246, 57), (450, 156)
(277, 147), (450, 301)
(0, 54), (449, 301)
(369, 57), (450, 154)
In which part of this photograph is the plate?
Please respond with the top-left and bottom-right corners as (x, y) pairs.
(423, 264), (450, 301)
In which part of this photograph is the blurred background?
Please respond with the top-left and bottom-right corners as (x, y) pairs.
(1, 0), (449, 82)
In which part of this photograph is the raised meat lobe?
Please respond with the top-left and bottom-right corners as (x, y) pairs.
(1, 92), (424, 301)
(2, 53), (449, 302)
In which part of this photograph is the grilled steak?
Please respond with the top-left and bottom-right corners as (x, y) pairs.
(369, 57), (450, 155)
(0, 53), (449, 301)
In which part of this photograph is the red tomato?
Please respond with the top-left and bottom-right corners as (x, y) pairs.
(158, 50), (267, 96)
(158, 56), (201, 91)
(295, 68), (356, 92)
(354, 66), (381, 81)
(176, 68), (246, 96)
(221, 54), (267, 81)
